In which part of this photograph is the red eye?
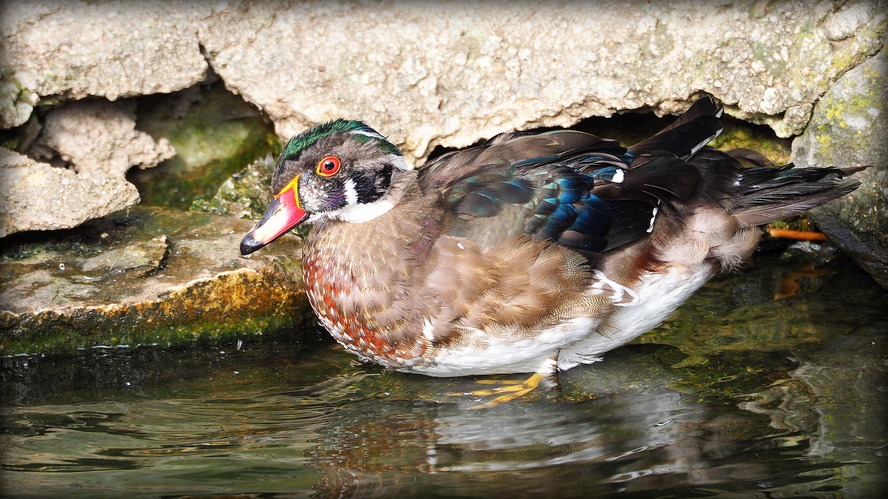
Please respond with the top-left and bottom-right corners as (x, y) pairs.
(316, 156), (341, 176)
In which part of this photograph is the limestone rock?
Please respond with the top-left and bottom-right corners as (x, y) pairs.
(0, 149), (140, 238)
(1, 1), (885, 159)
(79, 235), (169, 277)
(30, 99), (176, 176)
(199, 0), (887, 158)
(0, 0), (208, 128)
(791, 47), (888, 288)
(0, 206), (309, 356)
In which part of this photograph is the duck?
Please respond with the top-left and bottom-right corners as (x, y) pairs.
(240, 96), (863, 408)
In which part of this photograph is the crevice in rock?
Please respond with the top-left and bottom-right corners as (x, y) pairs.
(128, 73), (278, 211)
(427, 109), (792, 166)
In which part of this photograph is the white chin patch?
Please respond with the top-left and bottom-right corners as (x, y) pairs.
(330, 198), (395, 223)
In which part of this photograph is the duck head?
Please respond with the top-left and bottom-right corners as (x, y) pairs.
(240, 119), (412, 255)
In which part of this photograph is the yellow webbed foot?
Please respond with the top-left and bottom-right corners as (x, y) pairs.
(451, 372), (550, 410)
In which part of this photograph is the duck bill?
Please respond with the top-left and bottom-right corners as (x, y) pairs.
(240, 193), (308, 255)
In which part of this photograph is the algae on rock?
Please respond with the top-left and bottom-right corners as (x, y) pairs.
(792, 47), (888, 288)
(190, 154), (275, 220)
(0, 206), (309, 356)
(130, 80), (279, 210)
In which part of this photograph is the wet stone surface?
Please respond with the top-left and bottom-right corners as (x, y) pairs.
(0, 206), (310, 356)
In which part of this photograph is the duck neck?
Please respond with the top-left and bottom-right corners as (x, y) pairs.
(301, 171), (437, 348)
(303, 170), (430, 279)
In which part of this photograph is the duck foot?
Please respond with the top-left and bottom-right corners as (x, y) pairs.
(766, 228), (828, 241)
(451, 372), (549, 409)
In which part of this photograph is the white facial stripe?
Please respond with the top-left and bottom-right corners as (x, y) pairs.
(343, 178), (359, 206)
(351, 129), (387, 141)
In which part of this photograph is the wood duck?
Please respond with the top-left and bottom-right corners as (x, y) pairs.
(241, 96), (862, 407)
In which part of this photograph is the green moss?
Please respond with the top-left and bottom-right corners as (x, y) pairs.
(0, 308), (311, 357)
(189, 154), (277, 219)
(0, 262), (314, 356)
(710, 115), (793, 164)
(129, 81), (280, 210)
(0, 69), (36, 132)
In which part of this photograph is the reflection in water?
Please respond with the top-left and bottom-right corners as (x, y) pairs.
(312, 388), (742, 497)
(1, 252), (886, 497)
(306, 348), (858, 498)
(3, 341), (882, 498)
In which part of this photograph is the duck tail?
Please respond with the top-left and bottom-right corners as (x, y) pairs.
(695, 148), (866, 227)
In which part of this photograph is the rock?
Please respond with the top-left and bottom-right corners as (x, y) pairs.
(28, 99), (176, 176)
(0, 206), (309, 356)
(0, 97), (174, 235)
(1, 1), (885, 158)
(0, 149), (140, 237)
(78, 235), (169, 277)
(0, 0), (208, 128)
(190, 154), (275, 220)
(199, 1), (885, 158)
(791, 47), (888, 288)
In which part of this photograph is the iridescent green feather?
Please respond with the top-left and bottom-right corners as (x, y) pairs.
(279, 119), (401, 162)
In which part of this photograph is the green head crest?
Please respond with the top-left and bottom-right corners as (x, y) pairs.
(279, 119), (401, 163)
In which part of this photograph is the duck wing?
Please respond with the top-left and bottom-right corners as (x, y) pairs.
(419, 97), (725, 256)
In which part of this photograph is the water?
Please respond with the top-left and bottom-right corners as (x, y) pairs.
(2, 246), (887, 498)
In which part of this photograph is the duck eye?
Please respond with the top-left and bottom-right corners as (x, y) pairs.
(316, 156), (341, 177)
